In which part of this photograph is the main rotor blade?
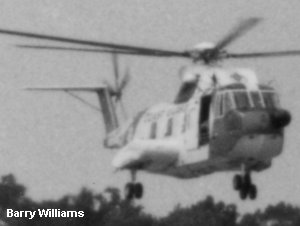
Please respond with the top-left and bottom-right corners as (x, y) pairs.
(17, 44), (139, 54)
(226, 50), (300, 59)
(16, 44), (185, 57)
(25, 86), (106, 91)
(0, 28), (187, 57)
(214, 17), (262, 51)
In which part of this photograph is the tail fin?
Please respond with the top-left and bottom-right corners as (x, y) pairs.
(26, 86), (119, 134)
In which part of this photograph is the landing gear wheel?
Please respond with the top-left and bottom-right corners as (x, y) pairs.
(125, 183), (135, 200)
(248, 184), (257, 200)
(244, 173), (251, 186)
(239, 185), (248, 200)
(134, 183), (143, 199)
(233, 175), (243, 190)
(235, 170), (259, 200)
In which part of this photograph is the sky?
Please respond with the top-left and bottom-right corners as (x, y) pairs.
(0, 0), (299, 216)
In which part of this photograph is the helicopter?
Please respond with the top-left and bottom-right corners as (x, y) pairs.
(0, 17), (297, 201)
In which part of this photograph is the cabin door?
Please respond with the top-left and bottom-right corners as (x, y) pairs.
(199, 95), (211, 146)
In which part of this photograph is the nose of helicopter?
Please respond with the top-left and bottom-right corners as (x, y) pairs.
(223, 109), (289, 162)
(225, 108), (291, 133)
(269, 109), (291, 129)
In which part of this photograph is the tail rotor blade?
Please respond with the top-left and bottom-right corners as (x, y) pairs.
(103, 80), (116, 96)
(112, 53), (120, 89)
(119, 67), (130, 91)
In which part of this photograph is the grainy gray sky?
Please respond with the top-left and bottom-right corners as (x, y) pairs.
(0, 0), (299, 216)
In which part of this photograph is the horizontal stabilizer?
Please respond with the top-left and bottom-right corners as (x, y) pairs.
(25, 85), (119, 134)
(25, 85), (107, 92)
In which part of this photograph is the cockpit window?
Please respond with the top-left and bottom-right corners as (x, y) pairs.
(214, 93), (224, 117)
(214, 91), (234, 117)
(216, 87), (279, 113)
(262, 92), (279, 108)
(223, 92), (234, 114)
(233, 91), (250, 110)
(250, 91), (264, 108)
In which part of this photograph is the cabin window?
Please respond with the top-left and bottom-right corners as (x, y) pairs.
(233, 91), (250, 110)
(165, 118), (173, 137)
(174, 82), (198, 103)
(150, 122), (157, 139)
(250, 91), (264, 108)
(262, 92), (279, 108)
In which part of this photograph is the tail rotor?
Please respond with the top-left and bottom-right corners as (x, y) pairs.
(104, 53), (130, 119)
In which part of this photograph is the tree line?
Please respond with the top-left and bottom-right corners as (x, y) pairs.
(0, 174), (299, 226)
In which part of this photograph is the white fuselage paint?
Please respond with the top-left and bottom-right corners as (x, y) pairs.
(107, 66), (286, 179)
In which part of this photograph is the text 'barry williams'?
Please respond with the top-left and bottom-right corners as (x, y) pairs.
(7, 209), (85, 219)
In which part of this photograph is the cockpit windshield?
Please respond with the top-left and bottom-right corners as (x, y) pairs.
(262, 91), (279, 108)
(215, 88), (279, 117)
(233, 91), (250, 110)
(250, 91), (264, 108)
(231, 90), (279, 110)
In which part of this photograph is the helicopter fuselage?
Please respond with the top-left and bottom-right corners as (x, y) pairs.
(107, 66), (291, 179)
